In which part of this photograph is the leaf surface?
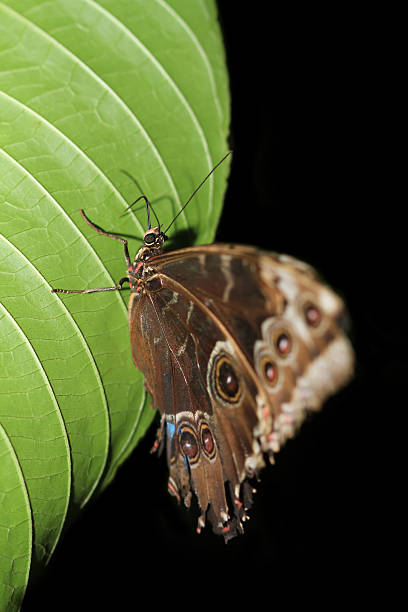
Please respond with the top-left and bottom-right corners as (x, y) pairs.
(0, 0), (230, 604)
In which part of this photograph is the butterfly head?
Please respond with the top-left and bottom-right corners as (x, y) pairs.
(143, 226), (168, 249)
(132, 227), (168, 267)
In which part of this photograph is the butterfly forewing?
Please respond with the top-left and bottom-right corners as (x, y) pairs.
(128, 244), (354, 539)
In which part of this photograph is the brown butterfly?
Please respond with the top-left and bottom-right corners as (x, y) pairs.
(52, 155), (354, 540)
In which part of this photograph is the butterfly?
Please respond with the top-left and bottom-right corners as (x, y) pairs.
(52, 154), (354, 540)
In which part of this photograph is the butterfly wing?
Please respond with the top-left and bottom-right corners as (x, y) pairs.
(128, 245), (354, 539)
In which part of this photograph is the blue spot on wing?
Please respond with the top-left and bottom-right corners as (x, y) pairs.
(166, 422), (175, 440)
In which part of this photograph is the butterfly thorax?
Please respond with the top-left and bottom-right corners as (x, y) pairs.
(128, 226), (167, 292)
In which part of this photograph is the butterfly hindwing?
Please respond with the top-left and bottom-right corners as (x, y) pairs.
(128, 245), (354, 539)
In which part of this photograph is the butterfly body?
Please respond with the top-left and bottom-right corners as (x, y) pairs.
(126, 232), (354, 539)
(52, 177), (353, 540)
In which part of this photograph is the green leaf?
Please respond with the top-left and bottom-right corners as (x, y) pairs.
(0, 302), (70, 570)
(0, 0), (230, 605)
(0, 423), (32, 611)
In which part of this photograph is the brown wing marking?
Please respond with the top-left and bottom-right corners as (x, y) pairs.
(144, 276), (270, 538)
(140, 289), (242, 536)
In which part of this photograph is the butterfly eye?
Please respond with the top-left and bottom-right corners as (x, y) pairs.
(304, 302), (322, 327)
(260, 356), (279, 386)
(275, 331), (292, 357)
(201, 423), (216, 460)
(179, 426), (199, 463)
(214, 356), (242, 403)
(144, 232), (156, 245)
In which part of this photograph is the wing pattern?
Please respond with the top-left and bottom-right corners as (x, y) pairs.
(128, 244), (354, 539)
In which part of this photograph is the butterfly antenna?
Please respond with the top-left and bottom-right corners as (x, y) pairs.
(163, 151), (232, 235)
(120, 169), (161, 230)
(148, 200), (161, 231)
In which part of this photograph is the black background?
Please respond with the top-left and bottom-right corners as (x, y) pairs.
(24, 4), (400, 609)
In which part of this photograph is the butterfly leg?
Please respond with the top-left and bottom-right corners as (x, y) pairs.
(51, 277), (130, 295)
(79, 209), (132, 268)
(51, 209), (134, 294)
(150, 415), (165, 455)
